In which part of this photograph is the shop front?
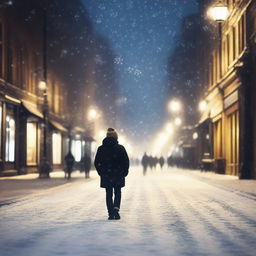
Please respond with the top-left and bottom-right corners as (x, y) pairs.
(0, 98), (20, 176)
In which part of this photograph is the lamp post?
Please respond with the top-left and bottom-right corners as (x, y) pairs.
(38, 8), (51, 178)
(87, 107), (99, 136)
(208, 2), (229, 76)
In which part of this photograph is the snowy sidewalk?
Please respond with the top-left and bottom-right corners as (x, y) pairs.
(0, 170), (97, 204)
(0, 167), (256, 256)
(182, 168), (256, 199)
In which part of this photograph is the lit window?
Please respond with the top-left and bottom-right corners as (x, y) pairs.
(52, 132), (62, 165)
(71, 140), (81, 162)
(5, 115), (15, 162)
(0, 103), (2, 155)
(26, 122), (38, 165)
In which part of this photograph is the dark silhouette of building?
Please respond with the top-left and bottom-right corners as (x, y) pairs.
(167, 14), (203, 126)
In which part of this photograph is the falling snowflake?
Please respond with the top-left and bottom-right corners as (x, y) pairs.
(96, 18), (102, 24)
(114, 56), (124, 65)
(60, 49), (68, 58)
(127, 66), (142, 77)
(95, 54), (104, 64)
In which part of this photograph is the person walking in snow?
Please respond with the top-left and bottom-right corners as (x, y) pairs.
(141, 152), (149, 175)
(159, 156), (165, 169)
(94, 128), (129, 220)
(81, 153), (91, 179)
(64, 151), (75, 179)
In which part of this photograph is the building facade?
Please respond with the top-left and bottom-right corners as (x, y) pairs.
(0, 1), (69, 175)
(0, 0), (108, 176)
(197, 0), (256, 178)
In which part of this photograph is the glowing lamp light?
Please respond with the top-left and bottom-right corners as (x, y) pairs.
(38, 81), (47, 91)
(165, 122), (174, 134)
(174, 117), (182, 126)
(193, 132), (198, 140)
(208, 5), (229, 22)
(88, 108), (98, 121)
(199, 100), (207, 112)
(168, 100), (181, 113)
(98, 130), (105, 139)
(119, 135), (126, 144)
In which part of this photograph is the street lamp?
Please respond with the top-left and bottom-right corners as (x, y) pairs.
(207, 3), (229, 22)
(38, 7), (51, 178)
(168, 100), (182, 113)
(198, 100), (208, 112)
(87, 108), (98, 121)
(193, 132), (198, 140)
(208, 2), (229, 77)
(174, 117), (182, 126)
(87, 107), (99, 139)
(38, 80), (51, 178)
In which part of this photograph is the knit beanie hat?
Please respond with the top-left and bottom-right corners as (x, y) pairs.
(106, 128), (118, 139)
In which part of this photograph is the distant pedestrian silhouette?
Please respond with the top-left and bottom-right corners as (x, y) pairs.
(94, 128), (129, 220)
(81, 153), (91, 178)
(141, 152), (149, 175)
(159, 156), (165, 169)
(64, 151), (75, 179)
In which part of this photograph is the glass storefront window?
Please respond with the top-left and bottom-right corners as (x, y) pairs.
(26, 122), (38, 165)
(71, 140), (81, 162)
(0, 103), (2, 156)
(52, 132), (62, 165)
(5, 115), (15, 162)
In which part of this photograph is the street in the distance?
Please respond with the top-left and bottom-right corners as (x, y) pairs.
(0, 167), (256, 256)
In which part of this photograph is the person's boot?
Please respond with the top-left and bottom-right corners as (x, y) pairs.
(108, 215), (115, 220)
(108, 211), (115, 220)
(113, 207), (120, 220)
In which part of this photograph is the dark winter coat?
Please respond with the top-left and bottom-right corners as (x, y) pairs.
(64, 152), (75, 169)
(94, 137), (129, 188)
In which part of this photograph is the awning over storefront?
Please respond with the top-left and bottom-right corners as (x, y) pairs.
(198, 111), (210, 125)
(196, 117), (211, 128)
(49, 120), (68, 133)
(22, 101), (43, 119)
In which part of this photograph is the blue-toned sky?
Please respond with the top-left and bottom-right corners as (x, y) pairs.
(82, 0), (198, 148)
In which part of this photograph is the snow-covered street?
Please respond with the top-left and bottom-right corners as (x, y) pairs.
(1, 167), (256, 256)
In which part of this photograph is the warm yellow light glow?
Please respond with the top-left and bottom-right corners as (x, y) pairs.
(88, 108), (98, 121)
(98, 130), (105, 139)
(193, 132), (198, 140)
(168, 100), (181, 113)
(126, 143), (133, 155)
(26, 122), (37, 165)
(165, 122), (174, 134)
(208, 5), (229, 22)
(174, 117), (182, 126)
(158, 132), (166, 142)
(119, 135), (126, 144)
(52, 132), (62, 165)
(199, 100), (207, 112)
(38, 81), (47, 91)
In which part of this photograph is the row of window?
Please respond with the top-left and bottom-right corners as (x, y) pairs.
(0, 23), (65, 116)
(208, 13), (246, 87)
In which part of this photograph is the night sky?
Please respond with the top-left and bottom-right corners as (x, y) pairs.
(82, 0), (198, 150)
